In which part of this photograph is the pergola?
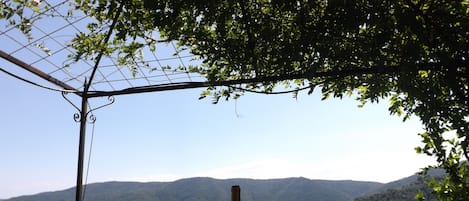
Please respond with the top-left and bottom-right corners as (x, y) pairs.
(0, 1), (317, 201)
(0, 1), (211, 201)
(6, 1), (463, 201)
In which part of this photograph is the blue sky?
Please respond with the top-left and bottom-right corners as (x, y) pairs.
(0, 68), (434, 199)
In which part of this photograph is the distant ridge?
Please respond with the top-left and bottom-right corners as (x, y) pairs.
(355, 169), (445, 201)
(5, 177), (382, 201)
(6, 171), (447, 201)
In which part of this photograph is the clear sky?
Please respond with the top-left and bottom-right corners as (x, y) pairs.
(0, 66), (435, 199)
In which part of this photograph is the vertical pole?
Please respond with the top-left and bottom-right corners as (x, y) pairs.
(76, 92), (88, 201)
(231, 185), (240, 201)
(72, 4), (121, 200)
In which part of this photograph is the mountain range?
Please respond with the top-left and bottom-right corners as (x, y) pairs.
(4, 172), (442, 201)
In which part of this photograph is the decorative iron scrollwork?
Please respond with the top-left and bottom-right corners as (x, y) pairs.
(87, 95), (115, 114)
(73, 113), (81, 123)
(62, 91), (80, 111)
(87, 113), (97, 124)
(72, 113), (97, 123)
(62, 92), (115, 124)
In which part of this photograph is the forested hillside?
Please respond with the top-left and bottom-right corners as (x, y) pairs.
(354, 169), (445, 201)
(7, 172), (446, 201)
(354, 180), (436, 201)
(6, 177), (381, 201)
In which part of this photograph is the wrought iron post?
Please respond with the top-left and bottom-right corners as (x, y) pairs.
(76, 94), (88, 201)
(62, 87), (114, 201)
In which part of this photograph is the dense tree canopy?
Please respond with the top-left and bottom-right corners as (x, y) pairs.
(1, 0), (468, 200)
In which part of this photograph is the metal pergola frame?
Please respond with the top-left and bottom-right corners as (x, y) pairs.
(2, 1), (469, 201)
(0, 2), (413, 201)
(1, 49), (405, 201)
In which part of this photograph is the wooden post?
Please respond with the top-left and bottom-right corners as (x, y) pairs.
(231, 185), (240, 201)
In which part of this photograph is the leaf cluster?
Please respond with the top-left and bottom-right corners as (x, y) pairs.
(0, 0), (49, 40)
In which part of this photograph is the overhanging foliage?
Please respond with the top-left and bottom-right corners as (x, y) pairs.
(1, 0), (468, 200)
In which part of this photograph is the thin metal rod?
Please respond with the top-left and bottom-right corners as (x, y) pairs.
(0, 50), (80, 94)
(84, 3), (124, 93)
(86, 66), (401, 97)
(76, 83), (88, 201)
(86, 58), (466, 98)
